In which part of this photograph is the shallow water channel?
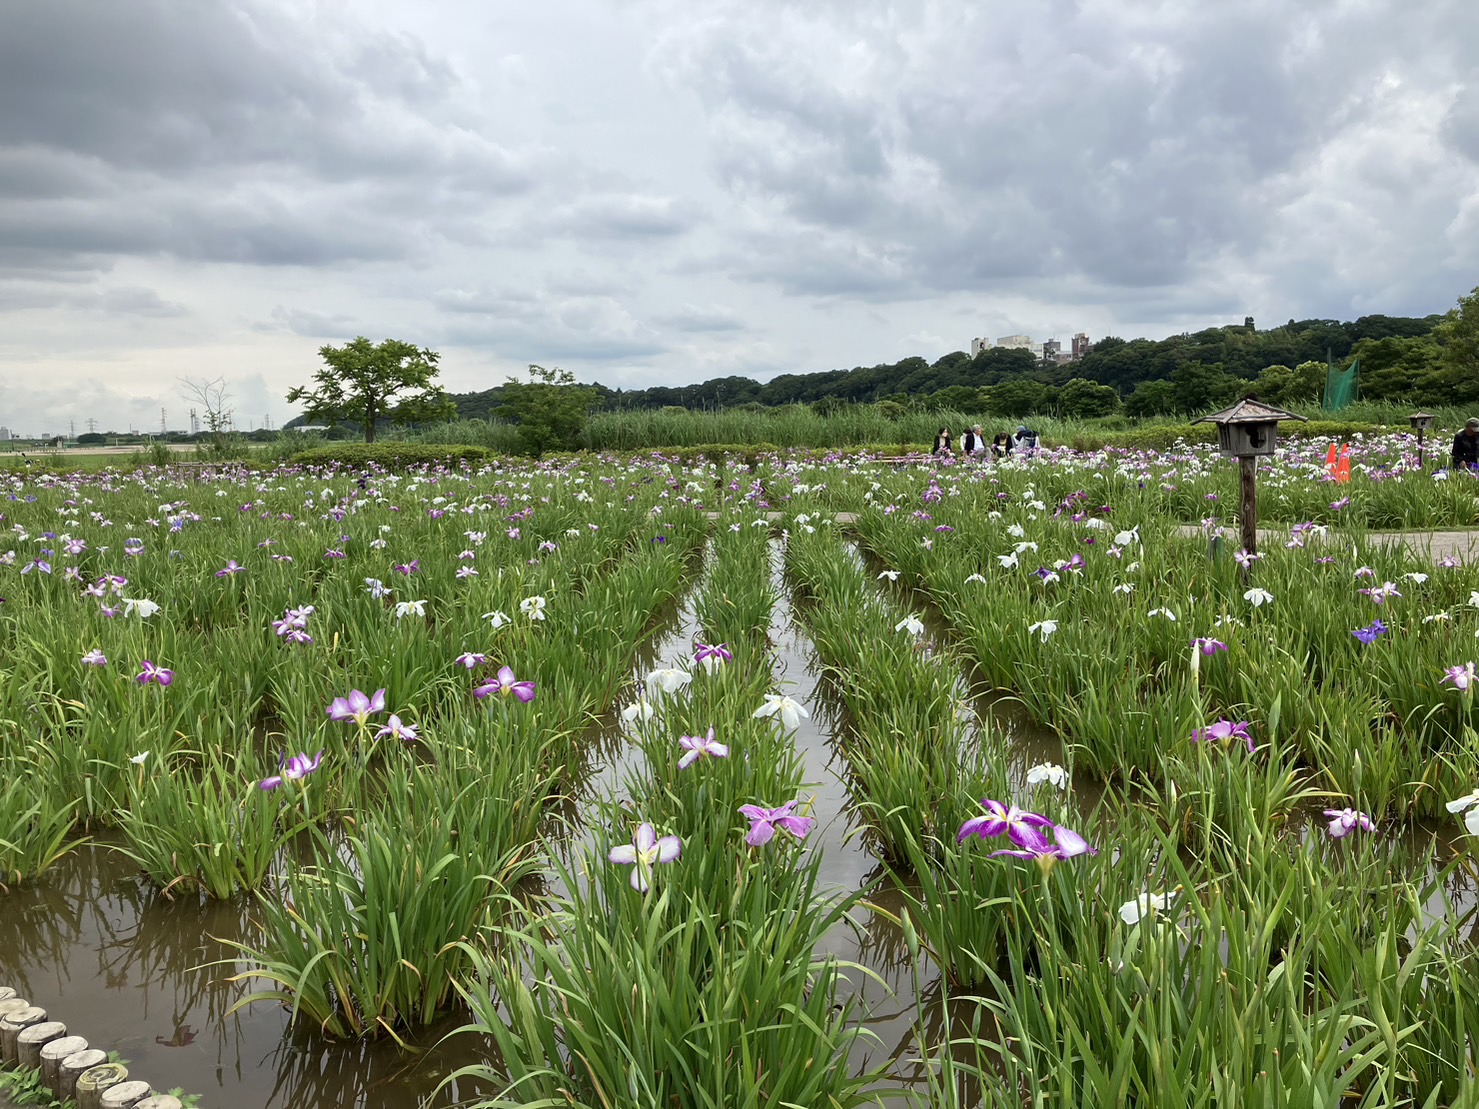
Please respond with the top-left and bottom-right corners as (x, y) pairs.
(0, 535), (1068, 1108)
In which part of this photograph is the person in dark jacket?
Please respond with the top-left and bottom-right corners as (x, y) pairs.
(932, 427), (953, 456)
(1455, 418), (1479, 469)
(961, 427), (978, 455)
(991, 432), (1012, 460)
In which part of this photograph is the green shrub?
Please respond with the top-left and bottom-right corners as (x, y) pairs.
(292, 443), (492, 467)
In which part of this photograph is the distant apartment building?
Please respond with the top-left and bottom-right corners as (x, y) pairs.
(972, 331), (1090, 362)
(0, 426), (9, 440)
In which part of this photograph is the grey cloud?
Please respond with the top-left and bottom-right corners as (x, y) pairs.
(656, 0), (1479, 317)
(0, 280), (187, 317)
(0, 1), (540, 276)
(434, 285), (667, 361)
(253, 306), (363, 339)
(653, 303), (747, 332)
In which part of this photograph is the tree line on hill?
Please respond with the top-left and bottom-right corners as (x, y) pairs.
(438, 297), (1478, 423)
(282, 288), (1479, 437)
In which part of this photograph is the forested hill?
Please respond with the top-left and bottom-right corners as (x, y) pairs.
(444, 310), (1474, 421)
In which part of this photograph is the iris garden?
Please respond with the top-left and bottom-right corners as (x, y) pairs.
(2, 430), (1478, 1107)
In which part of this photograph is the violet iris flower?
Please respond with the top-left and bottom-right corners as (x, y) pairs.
(956, 799), (1053, 853)
(1323, 808), (1375, 838)
(473, 666), (536, 703)
(694, 642), (733, 673)
(81, 648), (107, 667)
(455, 652), (487, 669)
(989, 823), (1098, 861)
(1352, 619), (1388, 645)
(393, 559), (420, 575)
(608, 822), (681, 892)
(1442, 662), (1476, 691)
(1192, 637), (1228, 656)
(215, 560), (245, 577)
(375, 714), (419, 743)
(1191, 719), (1254, 753)
(258, 751), (324, 791)
(136, 660), (174, 687)
(677, 727), (729, 769)
(740, 800), (816, 847)
(327, 688), (387, 725)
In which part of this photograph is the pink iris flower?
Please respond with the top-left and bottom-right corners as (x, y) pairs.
(327, 688), (387, 725)
(258, 751), (324, 791)
(740, 800), (815, 847)
(677, 727), (728, 769)
(473, 666), (536, 703)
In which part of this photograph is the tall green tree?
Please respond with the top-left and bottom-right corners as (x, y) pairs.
(497, 364), (600, 457)
(1432, 286), (1479, 404)
(287, 337), (454, 443)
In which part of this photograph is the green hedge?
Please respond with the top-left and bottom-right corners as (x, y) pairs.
(292, 443), (493, 468)
(1068, 420), (1386, 453)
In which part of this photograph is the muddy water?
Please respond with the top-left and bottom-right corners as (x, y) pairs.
(0, 533), (1065, 1109)
(0, 843), (492, 1109)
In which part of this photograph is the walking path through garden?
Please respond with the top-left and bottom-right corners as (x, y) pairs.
(1170, 525), (1479, 563)
(709, 511), (1478, 563)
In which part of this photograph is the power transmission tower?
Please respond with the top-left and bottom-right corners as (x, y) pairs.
(86, 418), (98, 435)
(160, 408), (168, 435)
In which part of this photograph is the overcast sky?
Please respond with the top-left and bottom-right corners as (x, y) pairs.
(1, 0), (1476, 435)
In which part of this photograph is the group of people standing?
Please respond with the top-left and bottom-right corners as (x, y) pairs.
(931, 424), (1037, 459)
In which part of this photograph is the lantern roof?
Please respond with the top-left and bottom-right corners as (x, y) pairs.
(1192, 398), (1309, 426)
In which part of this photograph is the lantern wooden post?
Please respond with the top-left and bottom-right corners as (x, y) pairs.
(1409, 412), (1435, 470)
(1239, 455), (1258, 557)
(1193, 398), (1308, 564)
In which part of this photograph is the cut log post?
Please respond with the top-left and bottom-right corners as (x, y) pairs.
(40, 1035), (90, 1092)
(76, 1062), (130, 1109)
(100, 1080), (155, 1109)
(0, 1005), (47, 1063)
(59, 1049), (110, 1100)
(17, 1020), (66, 1068)
(134, 1096), (184, 1109)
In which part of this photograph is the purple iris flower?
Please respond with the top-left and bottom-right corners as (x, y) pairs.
(694, 642), (733, 673)
(989, 823), (1098, 861)
(1352, 619), (1388, 645)
(1192, 637), (1228, 656)
(740, 800), (816, 847)
(375, 714), (419, 743)
(81, 648), (107, 667)
(956, 799), (1053, 853)
(455, 652), (487, 669)
(258, 751), (324, 791)
(473, 666), (536, 703)
(1191, 719), (1254, 753)
(136, 660), (174, 687)
(677, 727), (729, 769)
(608, 822), (681, 892)
(1323, 808), (1375, 838)
(215, 560), (245, 577)
(392, 559), (420, 575)
(326, 688), (387, 725)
